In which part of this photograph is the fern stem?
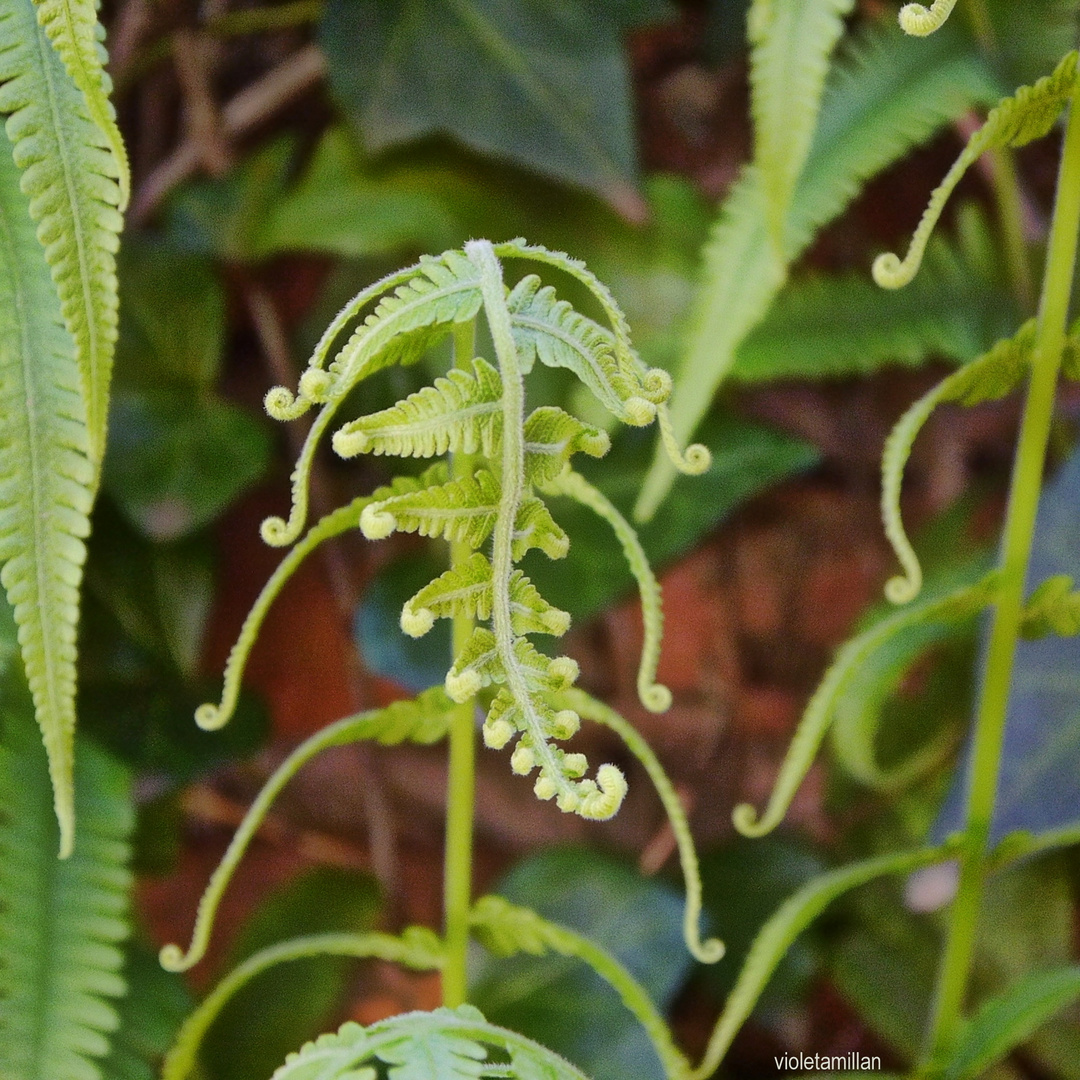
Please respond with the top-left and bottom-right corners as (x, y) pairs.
(442, 318), (479, 1008)
(988, 146), (1036, 312)
(922, 73), (1080, 1071)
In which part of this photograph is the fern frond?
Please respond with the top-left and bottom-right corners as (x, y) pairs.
(562, 689), (723, 966)
(881, 321), (1034, 604)
(0, 134), (93, 855)
(875, 51), (1079, 289)
(163, 929), (445, 1080)
(1021, 575), (1080, 638)
(547, 471), (671, 712)
(691, 845), (953, 1079)
(0, 0), (123, 467)
(522, 406), (610, 486)
(470, 895), (694, 1080)
(332, 357), (503, 460)
(734, 223), (1018, 382)
(162, 691), (455, 974)
(507, 274), (654, 425)
(748, 0), (855, 244)
(271, 1006), (590, 1080)
(636, 20), (1002, 520)
(732, 574), (998, 839)
(899, 0), (958, 35)
(510, 497), (569, 561)
(0, 703), (133, 1079)
(359, 467), (500, 547)
(32, 0), (129, 207)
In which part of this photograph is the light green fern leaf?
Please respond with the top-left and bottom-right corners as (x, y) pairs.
(359, 468), (501, 547)
(522, 406), (610, 486)
(469, 896), (693, 1080)
(0, 0), (123, 468)
(748, 0), (855, 245)
(0, 133), (93, 856)
(636, 20), (1002, 520)
(446, 629), (578, 709)
(401, 554), (568, 639)
(510, 497), (569, 561)
(1021, 575), (1080, 638)
(507, 274), (654, 424)
(328, 249), (483, 394)
(875, 51), (1079, 289)
(271, 1006), (589, 1080)
(881, 320), (1034, 604)
(732, 574), (998, 839)
(32, 0), (129, 207)
(693, 846), (952, 1078)
(899, 0), (958, 35)
(332, 357), (503, 460)
(0, 700), (133, 1080)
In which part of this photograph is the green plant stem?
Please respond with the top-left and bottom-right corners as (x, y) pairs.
(922, 76), (1080, 1071)
(988, 146), (1036, 312)
(442, 319), (478, 1007)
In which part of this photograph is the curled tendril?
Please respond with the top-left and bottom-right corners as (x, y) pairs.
(547, 470), (672, 713)
(562, 688), (724, 965)
(640, 367), (673, 405)
(263, 385), (312, 422)
(298, 368), (334, 402)
(899, 0), (958, 35)
(657, 401), (711, 475)
(196, 498), (372, 731)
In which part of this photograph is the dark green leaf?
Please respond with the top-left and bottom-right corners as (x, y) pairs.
(355, 550), (454, 690)
(321, 0), (644, 206)
(104, 390), (272, 541)
(201, 866), (382, 1080)
(470, 846), (691, 1080)
(698, 836), (825, 1016)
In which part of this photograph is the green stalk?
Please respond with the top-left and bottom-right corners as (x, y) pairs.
(987, 146), (1036, 313)
(442, 319), (478, 1007)
(922, 76), (1080, 1070)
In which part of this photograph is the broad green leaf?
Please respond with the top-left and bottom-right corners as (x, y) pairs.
(637, 19), (1002, 519)
(100, 943), (193, 1080)
(201, 867), (382, 1080)
(31, 0), (130, 206)
(947, 967), (1080, 1080)
(0, 0), (123, 467)
(320, 0), (644, 207)
(0, 125), (93, 855)
(747, 0), (854, 243)
(271, 1006), (589, 1080)
(0, 697), (133, 1079)
(103, 390), (272, 542)
(873, 50), (1079, 290)
(470, 847), (692, 1080)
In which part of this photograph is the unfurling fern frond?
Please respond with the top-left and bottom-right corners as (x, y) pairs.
(523, 406), (610, 485)
(333, 357), (503, 459)
(899, 0), (958, 35)
(0, 0), (123, 468)
(0, 700), (133, 1078)
(31, 0), (130, 207)
(875, 51), (1080, 290)
(881, 321), (1035, 605)
(163, 691), (455, 974)
(0, 135), (93, 856)
(271, 1006), (590, 1080)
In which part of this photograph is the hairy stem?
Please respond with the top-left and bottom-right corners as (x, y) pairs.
(442, 318), (479, 1007)
(922, 74), (1080, 1071)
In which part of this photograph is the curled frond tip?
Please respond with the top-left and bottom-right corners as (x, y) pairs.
(899, 0), (958, 36)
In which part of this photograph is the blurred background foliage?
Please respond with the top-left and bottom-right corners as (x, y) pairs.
(44, 0), (1080, 1076)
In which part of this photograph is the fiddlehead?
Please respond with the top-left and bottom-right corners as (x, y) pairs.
(898, 0), (958, 36)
